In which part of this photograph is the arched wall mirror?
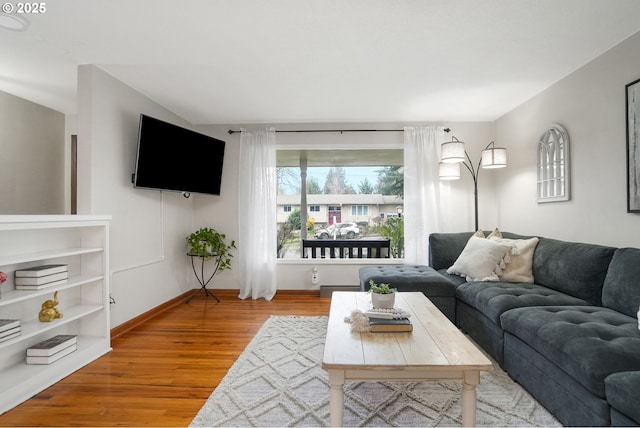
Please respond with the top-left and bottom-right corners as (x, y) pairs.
(537, 123), (570, 203)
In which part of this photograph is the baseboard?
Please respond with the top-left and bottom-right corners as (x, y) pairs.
(110, 288), (325, 339)
(110, 290), (192, 339)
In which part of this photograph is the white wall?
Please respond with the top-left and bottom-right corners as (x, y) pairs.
(77, 65), (195, 327)
(0, 91), (65, 214)
(194, 121), (494, 291)
(495, 31), (640, 247)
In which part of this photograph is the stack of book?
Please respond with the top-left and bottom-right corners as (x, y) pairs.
(0, 319), (21, 343)
(364, 308), (413, 333)
(368, 317), (413, 332)
(26, 334), (77, 365)
(14, 264), (68, 290)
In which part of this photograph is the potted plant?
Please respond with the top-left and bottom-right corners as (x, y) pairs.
(187, 227), (236, 270)
(368, 279), (397, 309)
(186, 227), (236, 302)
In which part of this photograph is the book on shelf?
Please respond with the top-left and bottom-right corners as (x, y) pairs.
(15, 264), (68, 278)
(26, 344), (77, 365)
(369, 317), (413, 333)
(27, 334), (77, 357)
(0, 326), (20, 338)
(15, 279), (68, 290)
(0, 328), (21, 342)
(0, 319), (20, 333)
(15, 271), (68, 286)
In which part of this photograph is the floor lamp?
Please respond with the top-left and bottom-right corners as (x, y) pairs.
(438, 137), (507, 231)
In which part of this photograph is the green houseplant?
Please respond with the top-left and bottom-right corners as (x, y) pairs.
(186, 227), (236, 302)
(368, 279), (397, 308)
(186, 227), (236, 271)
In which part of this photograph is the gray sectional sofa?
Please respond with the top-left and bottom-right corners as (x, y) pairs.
(361, 231), (640, 426)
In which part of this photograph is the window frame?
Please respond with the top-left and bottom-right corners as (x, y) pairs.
(276, 137), (404, 263)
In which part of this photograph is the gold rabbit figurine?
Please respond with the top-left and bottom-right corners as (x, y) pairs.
(39, 291), (63, 322)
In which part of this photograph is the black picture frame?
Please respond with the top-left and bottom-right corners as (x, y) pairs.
(626, 77), (640, 213)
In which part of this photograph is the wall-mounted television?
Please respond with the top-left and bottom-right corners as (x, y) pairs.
(133, 114), (225, 196)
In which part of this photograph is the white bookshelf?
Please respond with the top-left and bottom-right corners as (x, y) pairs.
(0, 215), (111, 415)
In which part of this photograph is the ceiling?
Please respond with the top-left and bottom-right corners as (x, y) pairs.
(2, 0), (640, 125)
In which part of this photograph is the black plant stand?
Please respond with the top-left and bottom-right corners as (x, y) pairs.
(186, 254), (221, 303)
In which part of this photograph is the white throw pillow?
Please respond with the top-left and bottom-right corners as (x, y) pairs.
(447, 236), (511, 282)
(489, 237), (539, 283)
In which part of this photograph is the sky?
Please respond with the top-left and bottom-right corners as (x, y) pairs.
(280, 166), (382, 195)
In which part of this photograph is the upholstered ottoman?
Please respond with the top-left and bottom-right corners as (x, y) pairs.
(605, 371), (640, 426)
(359, 265), (456, 322)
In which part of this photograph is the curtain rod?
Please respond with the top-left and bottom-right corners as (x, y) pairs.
(227, 128), (451, 135)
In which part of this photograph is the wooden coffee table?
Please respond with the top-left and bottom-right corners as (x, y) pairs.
(322, 291), (493, 427)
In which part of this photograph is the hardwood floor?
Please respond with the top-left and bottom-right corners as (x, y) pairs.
(0, 290), (331, 427)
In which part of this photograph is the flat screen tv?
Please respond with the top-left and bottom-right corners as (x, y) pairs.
(133, 114), (225, 196)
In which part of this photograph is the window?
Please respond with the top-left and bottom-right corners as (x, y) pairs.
(276, 148), (404, 259)
(351, 205), (369, 216)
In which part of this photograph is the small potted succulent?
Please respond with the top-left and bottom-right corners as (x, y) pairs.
(368, 279), (397, 309)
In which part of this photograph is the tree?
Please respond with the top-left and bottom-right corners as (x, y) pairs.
(287, 209), (302, 230)
(358, 177), (376, 194)
(306, 177), (322, 194)
(377, 166), (404, 197)
(379, 216), (404, 258)
(277, 167), (300, 194)
(323, 166), (353, 194)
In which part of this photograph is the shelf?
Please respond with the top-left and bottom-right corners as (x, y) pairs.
(0, 304), (104, 351)
(0, 275), (103, 307)
(0, 215), (111, 229)
(0, 335), (112, 414)
(0, 215), (111, 415)
(0, 247), (103, 267)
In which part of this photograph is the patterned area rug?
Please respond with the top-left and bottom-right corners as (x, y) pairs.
(190, 316), (560, 427)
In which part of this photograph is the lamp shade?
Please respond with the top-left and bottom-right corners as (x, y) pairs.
(481, 147), (507, 169)
(440, 141), (466, 163)
(438, 162), (460, 180)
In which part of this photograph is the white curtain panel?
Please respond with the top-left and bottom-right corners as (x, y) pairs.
(238, 128), (277, 300)
(403, 126), (446, 265)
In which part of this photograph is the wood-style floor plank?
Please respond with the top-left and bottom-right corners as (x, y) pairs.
(0, 290), (331, 427)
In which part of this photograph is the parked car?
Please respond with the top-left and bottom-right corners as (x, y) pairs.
(314, 222), (360, 239)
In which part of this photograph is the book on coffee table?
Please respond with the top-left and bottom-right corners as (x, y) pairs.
(369, 317), (413, 332)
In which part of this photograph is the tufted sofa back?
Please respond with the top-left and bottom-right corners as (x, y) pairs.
(428, 231), (535, 271)
(428, 231), (618, 306)
(532, 238), (616, 305)
(601, 248), (640, 317)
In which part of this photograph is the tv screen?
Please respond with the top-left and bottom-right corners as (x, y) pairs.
(133, 114), (225, 195)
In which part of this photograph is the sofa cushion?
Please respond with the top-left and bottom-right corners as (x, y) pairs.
(605, 371), (640, 425)
(359, 265), (455, 296)
(602, 248), (640, 317)
(429, 232), (476, 270)
(501, 306), (640, 398)
(532, 238), (616, 305)
(456, 281), (590, 324)
(447, 236), (511, 281)
(428, 231), (535, 271)
(489, 236), (539, 283)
